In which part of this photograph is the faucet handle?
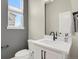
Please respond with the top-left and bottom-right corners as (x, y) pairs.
(55, 32), (57, 39)
(56, 32), (57, 36)
(50, 32), (54, 35)
(65, 33), (68, 36)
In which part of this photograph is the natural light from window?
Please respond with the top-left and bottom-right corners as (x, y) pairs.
(8, 0), (24, 29)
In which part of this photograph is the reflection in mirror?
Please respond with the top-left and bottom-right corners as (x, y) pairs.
(8, 0), (24, 29)
(73, 11), (78, 32)
(45, 0), (78, 35)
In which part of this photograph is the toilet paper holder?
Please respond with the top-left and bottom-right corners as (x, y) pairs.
(1, 45), (9, 49)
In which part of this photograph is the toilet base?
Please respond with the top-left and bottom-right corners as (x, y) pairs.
(10, 56), (33, 59)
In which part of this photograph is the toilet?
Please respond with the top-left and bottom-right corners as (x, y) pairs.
(10, 49), (34, 59)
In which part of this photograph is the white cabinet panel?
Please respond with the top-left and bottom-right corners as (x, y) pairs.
(29, 42), (42, 59)
(45, 50), (63, 59)
(34, 46), (41, 59)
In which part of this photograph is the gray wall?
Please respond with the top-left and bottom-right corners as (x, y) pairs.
(1, 0), (28, 59)
(46, 0), (72, 34)
(28, 0), (45, 40)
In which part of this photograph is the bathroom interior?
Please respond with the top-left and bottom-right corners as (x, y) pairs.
(1, 0), (78, 59)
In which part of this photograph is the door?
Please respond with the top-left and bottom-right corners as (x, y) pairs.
(29, 44), (42, 59)
(34, 46), (42, 59)
(45, 50), (63, 59)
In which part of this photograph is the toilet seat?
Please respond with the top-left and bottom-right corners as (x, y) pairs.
(10, 49), (33, 59)
(15, 49), (32, 57)
(11, 56), (30, 59)
(11, 57), (29, 59)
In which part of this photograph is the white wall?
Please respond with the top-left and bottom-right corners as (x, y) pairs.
(46, 0), (72, 34)
(70, 32), (78, 59)
(28, 0), (45, 40)
(69, 1), (78, 59)
(70, 0), (78, 12)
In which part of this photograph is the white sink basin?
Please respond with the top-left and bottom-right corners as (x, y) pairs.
(39, 39), (54, 45)
(39, 39), (69, 47)
(39, 39), (71, 54)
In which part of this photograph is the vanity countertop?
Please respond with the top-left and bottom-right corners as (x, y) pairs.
(28, 38), (72, 55)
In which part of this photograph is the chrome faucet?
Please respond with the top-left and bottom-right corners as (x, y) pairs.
(50, 32), (56, 41)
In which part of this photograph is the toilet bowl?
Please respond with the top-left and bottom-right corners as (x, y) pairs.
(10, 49), (33, 59)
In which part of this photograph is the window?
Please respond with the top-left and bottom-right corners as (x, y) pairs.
(7, 0), (24, 29)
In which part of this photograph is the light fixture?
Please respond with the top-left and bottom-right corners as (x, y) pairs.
(44, 0), (49, 2)
(50, 0), (54, 2)
(44, 0), (54, 3)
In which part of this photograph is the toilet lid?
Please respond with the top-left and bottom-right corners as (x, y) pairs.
(15, 49), (32, 57)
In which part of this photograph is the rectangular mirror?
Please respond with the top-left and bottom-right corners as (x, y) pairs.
(8, 0), (24, 29)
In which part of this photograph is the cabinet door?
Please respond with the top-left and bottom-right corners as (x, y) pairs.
(34, 45), (42, 59)
(29, 43), (42, 59)
(45, 50), (63, 59)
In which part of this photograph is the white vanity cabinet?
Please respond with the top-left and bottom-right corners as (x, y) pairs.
(28, 41), (67, 59)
